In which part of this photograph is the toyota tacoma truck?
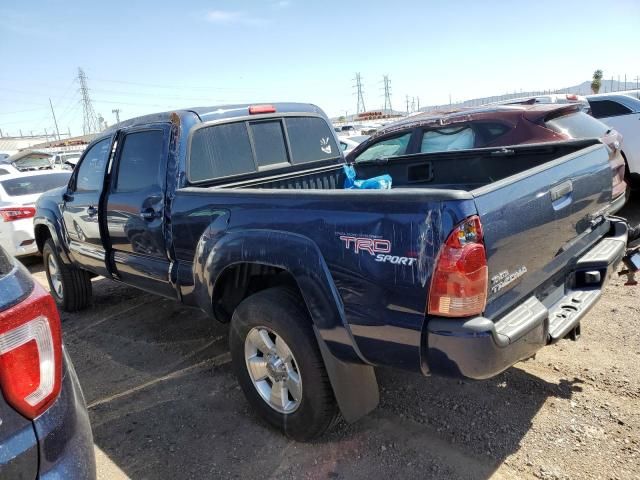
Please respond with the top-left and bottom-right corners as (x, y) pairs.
(34, 103), (628, 440)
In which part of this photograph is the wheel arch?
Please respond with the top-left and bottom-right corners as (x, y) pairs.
(33, 212), (72, 264)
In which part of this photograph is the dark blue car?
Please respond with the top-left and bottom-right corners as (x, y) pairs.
(0, 246), (95, 479)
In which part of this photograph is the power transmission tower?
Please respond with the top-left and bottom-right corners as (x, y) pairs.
(382, 75), (392, 113)
(353, 73), (366, 114)
(112, 108), (121, 124)
(77, 68), (100, 135)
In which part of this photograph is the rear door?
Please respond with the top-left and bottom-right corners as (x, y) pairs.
(61, 137), (113, 275)
(104, 124), (176, 298)
(473, 141), (612, 320)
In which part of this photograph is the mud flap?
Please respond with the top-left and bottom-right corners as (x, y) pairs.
(313, 327), (379, 423)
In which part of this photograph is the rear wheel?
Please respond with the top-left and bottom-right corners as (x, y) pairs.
(229, 287), (339, 441)
(43, 239), (92, 312)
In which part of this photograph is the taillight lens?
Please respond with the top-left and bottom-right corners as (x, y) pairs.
(0, 206), (36, 222)
(428, 215), (488, 317)
(0, 281), (62, 419)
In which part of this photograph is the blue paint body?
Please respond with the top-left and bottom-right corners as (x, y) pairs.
(35, 103), (620, 381)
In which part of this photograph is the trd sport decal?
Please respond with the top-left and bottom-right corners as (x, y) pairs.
(338, 235), (417, 266)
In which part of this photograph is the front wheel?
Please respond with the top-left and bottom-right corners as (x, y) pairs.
(229, 287), (339, 441)
(43, 239), (92, 312)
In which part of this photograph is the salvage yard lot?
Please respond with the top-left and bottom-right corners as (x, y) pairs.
(26, 199), (640, 480)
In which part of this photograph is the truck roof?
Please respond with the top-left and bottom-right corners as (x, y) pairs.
(103, 102), (327, 134)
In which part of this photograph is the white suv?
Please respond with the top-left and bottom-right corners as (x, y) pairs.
(587, 93), (640, 186)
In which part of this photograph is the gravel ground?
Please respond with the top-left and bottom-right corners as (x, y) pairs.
(25, 198), (640, 480)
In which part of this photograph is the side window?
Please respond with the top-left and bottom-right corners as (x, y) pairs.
(285, 117), (339, 164)
(354, 132), (412, 162)
(115, 130), (164, 192)
(589, 100), (632, 118)
(189, 122), (255, 182)
(420, 126), (476, 153)
(249, 121), (288, 168)
(75, 138), (111, 192)
(474, 122), (510, 146)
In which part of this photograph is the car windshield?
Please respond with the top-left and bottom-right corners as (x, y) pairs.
(0, 172), (71, 197)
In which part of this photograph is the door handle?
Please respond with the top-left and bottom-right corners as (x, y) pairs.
(550, 181), (573, 202)
(140, 208), (159, 221)
(87, 206), (98, 217)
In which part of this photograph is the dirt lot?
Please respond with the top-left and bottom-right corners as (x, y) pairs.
(25, 199), (640, 480)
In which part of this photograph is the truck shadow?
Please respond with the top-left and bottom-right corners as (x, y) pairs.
(30, 272), (581, 479)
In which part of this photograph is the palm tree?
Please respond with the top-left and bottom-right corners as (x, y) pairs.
(591, 70), (603, 94)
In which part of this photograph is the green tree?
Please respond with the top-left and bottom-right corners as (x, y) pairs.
(591, 69), (603, 94)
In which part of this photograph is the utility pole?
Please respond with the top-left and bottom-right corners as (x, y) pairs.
(353, 73), (366, 114)
(68, 127), (72, 138)
(382, 75), (392, 113)
(112, 108), (121, 124)
(636, 76), (639, 90)
(77, 67), (100, 135)
(624, 74), (627, 90)
(416, 97), (420, 111)
(49, 98), (61, 141)
(406, 95), (410, 113)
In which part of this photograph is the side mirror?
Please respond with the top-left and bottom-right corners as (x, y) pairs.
(62, 191), (73, 202)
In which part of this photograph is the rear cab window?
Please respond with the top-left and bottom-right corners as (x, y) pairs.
(188, 115), (339, 183)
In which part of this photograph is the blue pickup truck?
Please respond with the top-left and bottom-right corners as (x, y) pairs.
(34, 103), (628, 440)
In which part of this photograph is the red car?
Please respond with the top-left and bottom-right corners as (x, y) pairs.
(347, 104), (627, 211)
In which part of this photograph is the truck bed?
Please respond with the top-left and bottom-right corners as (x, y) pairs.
(199, 139), (599, 193)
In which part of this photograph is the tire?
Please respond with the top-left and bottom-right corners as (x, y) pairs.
(229, 287), (339, 441)
(43, 238), (92, 312)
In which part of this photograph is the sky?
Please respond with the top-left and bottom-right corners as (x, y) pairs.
(1, 0), (639, 137)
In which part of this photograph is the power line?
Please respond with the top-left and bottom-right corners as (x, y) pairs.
(77, 68), (100, 134)
(49, 98), (61, 141)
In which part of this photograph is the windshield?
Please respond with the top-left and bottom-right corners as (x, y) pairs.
(0, 172), (71, 197)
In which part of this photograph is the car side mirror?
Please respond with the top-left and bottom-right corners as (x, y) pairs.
(62, 191), (73, 202)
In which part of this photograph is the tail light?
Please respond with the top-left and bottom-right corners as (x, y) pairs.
(0, 207), (36, 222)
(428, 215), (488, 317)
(0, 282), (62, 419)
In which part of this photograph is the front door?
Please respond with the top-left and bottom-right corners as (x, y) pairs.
(105, 124), (176, 298)
(61, 136), (112, 276)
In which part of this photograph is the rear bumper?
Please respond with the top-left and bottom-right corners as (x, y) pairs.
(0, 218), (38, 257)
(425, 220), (627, 380)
